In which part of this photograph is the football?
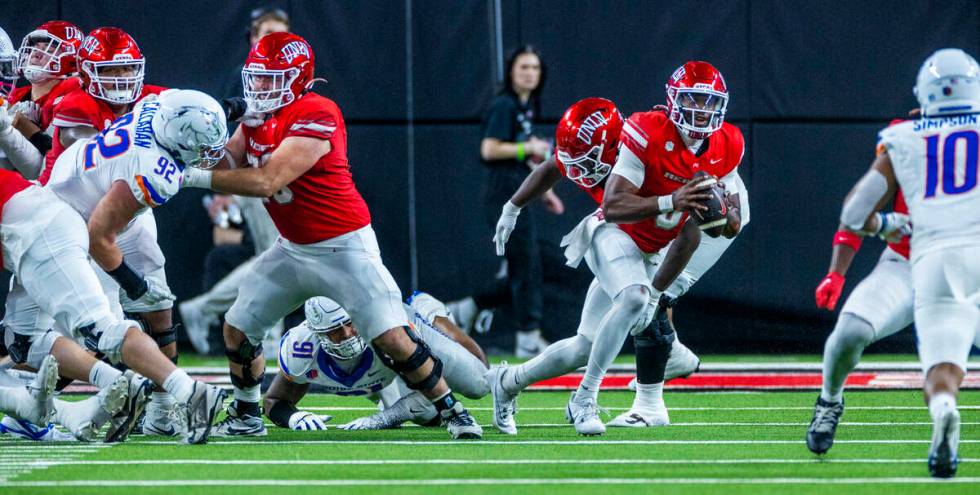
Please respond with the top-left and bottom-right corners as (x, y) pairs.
(690, 170), (729, 237)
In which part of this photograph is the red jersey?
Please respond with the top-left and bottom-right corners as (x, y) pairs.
(7, 78), (81, 132)
(39, 84), (166, 184)
(555, 156), (606, 205)
(617, 111), (744, 253)
(0, 169), (33, 267)
(242, 93), (371, 244)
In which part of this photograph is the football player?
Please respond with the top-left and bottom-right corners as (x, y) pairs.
(181, 32), (482, 439)
(0, 356), (59, 431)
(833, 48), (980, 478)
(0, 21), (84, 178)
(263, 293), (490, 432)
(5, 89), (229, 444)
(0, 26), (16, 99)
(807, 134), (914, 454)
(40, 26), (181, 435)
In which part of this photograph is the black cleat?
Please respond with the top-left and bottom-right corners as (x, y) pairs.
(441, 402), (483, 440)
(806, 396), (844, 454)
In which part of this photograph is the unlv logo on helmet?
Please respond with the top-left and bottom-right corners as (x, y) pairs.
(577, 111), (609, 145)
(80, 36), (100, 54)
(64, 26), (83, 42)
(281, 41), (310, 64)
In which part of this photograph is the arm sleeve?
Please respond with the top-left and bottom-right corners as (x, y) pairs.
(611, 145), (646, 188)
(482, 98), (514, 141)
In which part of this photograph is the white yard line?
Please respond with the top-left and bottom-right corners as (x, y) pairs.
(302, 405), (980, 412)
(39, 458), (980, 466)
(120, 438), (980, 446)
(0, 442), (112, 484)
(6, 477), (980, 487)
(259, 421), (978, 428)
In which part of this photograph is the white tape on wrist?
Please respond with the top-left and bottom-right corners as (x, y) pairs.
(181, 167), (213, 189)
(657, 195), (674, 213)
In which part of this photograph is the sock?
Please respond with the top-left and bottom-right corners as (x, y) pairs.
(431, 391), (460, 413)
(633, 382), (664, 411)
(89, 361), (123, 390)
(234, 384), (261, 404)
(929, 393), (956, 421)
(150, 391), (176, 407)
(820, 314), (875, 404)
(504, 336), (591, 394)
(577, 372), (603, 401)
(161, 369), (195, 404)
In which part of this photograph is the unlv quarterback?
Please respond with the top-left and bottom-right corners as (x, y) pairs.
(181, 32), (483, 440)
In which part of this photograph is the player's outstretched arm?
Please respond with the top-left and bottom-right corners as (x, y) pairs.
(510, 155), (562, 208)
(431, 316), (489, 367)
(264, 372), (331, 430)
(652, 220), (702, 292)
(183, 135), (329, 197)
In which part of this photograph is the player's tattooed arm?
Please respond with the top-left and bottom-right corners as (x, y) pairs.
(509, 155), (562, 208)
(58, 125), (97, 150)
(603, 174), (711, 223)
(651, 220), (701, 292)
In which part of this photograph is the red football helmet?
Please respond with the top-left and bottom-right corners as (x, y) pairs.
(555, 97), (623, 188)
(17, 20), (84, 83)
(665, 61), (728, 139)
(78, 27), (145, 104)
(242, 32), (315, 113)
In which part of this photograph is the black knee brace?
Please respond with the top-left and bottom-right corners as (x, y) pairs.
(375, 327), (444, 392)
(77, 323), (101, 354)
(151, 324), (180, 364)
(5, 332), (34, 365)
(225, 339), (263, 389)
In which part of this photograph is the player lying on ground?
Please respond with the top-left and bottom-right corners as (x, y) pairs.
(263, 293), (490, 431)
(832, 47), (980, 478)
(0, 355), (59, 432)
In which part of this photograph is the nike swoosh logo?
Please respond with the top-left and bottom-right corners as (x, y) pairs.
(710, 158), (722, 164)
(409, 407), (428, 415)
(150, 425), (178, 436)
(624, 414), (649, 426)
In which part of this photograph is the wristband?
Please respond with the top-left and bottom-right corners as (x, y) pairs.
(268, 400), (300, 428)
(832, 230), (863, 252)
(107, 262), (148, 300)
(181, 167), (213, 189)
(657, 195), (674, 213)
(516, 142), (526, 161)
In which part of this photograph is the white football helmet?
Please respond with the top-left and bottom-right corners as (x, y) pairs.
(0, 26), (16, 97)
(151, 89), (228, 169)
(304, 297), (367, 361)
(914, 48), (980, 117)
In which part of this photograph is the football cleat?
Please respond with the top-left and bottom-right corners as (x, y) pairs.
(23, 354), (60, 425)
(0, 416), (76, 441)
(142, 395), (185, 437)
(211, 399), (266, 438)
(489, 363), (518, 435)
(806, 396), (844, 454)
(608, 405), (670, 428)
(928, 403), (960, 478)
(178, 298), (216, 355)
(664, 340), (700, 380)
(56, 375), (129, 442)
(515, 330), (549, 359)
(106, 371), (153, 442)
(566, 392), (605, 436)
(441, 401), (482, 440)
(184, 383), (227, 444)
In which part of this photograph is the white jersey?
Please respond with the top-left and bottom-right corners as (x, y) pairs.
(278, 303), (466, 396)
(45, 100), (183, 220)
(879, 114), (980, 262)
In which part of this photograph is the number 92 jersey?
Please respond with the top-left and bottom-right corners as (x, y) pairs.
(879, 114), (980, 262)
(44, 100), (183, 220)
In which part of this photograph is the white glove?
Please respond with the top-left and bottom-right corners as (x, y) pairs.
(287, 411), (332, 431)
(337, 411), (399, 430)
(122, 278), (176, 307)
(0, 102), (12, 134)
(630, 289), (662, 336)
(9, 101), (41, 127)
(493, 201), (522, 256)
(874, 212), (912, 243)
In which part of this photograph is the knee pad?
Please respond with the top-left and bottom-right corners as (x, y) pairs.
(84, 319), (140, 364)
(4, 330), (35, 365)
(225, 339), (263, 389)
(375, 327), (444, 392)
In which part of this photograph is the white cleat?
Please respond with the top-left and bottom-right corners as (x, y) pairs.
(184, 383), (227, 444)
(928, 404), (960, 478)
(664, 339), (700, 380)
(142, 395), (186, 437)
(608, 406), (670, 428)
(441, 401), (482, 440)
(56, 375), (129, 442)
(0, 416), (77, 441)
(22, 354), (60, 425)
(566, 392), (605, 436)
(515, 330), (549, 359)
(107, 371), (153, 442)
(489, 364), (518, 435)
(179, 298), (217, 355)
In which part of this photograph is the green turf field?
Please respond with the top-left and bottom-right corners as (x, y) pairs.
(2, 390), (978, 494)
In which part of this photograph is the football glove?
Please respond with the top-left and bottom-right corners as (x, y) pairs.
(10, 101), (41, 127)
(287, 411), (332, 431)
(493, 201), (522, 256)
(815, 272), (845, 311)
(121, 278), (176, 307)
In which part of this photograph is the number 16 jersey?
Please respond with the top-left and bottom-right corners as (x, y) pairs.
(879, 113), (980, 262)
(45, 100), (183, 221)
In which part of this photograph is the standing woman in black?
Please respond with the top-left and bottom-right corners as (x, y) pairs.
(476, 45), (563, 357)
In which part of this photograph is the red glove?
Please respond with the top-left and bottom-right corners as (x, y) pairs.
(815, 272), (845, 310)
